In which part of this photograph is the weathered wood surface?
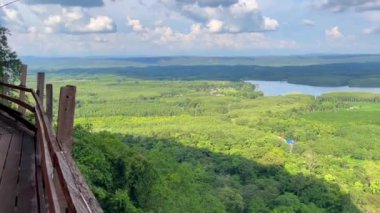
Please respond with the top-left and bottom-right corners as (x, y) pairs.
(57, 86), (76, 152)
(46, 84), (53, 124)
(17, 134), (38, 213)
(0, 76), (103, 213)
(37, 72), (45, 107)
(0, 116), (38, 212)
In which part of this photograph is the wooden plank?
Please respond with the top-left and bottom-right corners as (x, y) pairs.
(35, 111), (61, 213)
(35, 129), (47, 213)
(57, 86), (76, 152)
(0, 134), (12, 176)
(18, 65), (28, 114)
(55, 152), (92, 213)
(58, 152), (103, 212)
(16, 133), (38, 213)
(0, 133), (23, 212)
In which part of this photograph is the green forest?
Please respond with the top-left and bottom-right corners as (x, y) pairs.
(53, 62), (380, 87)
(42, 74), (380, 212)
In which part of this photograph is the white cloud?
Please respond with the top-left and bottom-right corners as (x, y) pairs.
(40, 9), (116, 34)
(44, 15), (62, 26)
(62, 8), (83, 21)
(3, 8), (19, 21)
(2, 7), (25, 26)
(264, 17), (279, 30)
(82, 16), (115, 33)
(127, 17), (144, 32)
(190, 23), (201, 35)
(326, 26), (343, 39)
(162, 0), (279, 33)
(302, 19), (315, 27)
(207, 19), (224, 33)
(125, 18), (295, 50)
(44, 27), (54, 34)
(230, 0), (259, 14)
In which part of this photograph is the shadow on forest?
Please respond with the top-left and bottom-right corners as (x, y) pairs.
(73, 126), (360, 213)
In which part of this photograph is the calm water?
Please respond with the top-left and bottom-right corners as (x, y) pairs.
(247, 80), (380, 96)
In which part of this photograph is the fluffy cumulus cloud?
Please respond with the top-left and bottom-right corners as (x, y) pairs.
(40, 8), (116, 34)
(124, 16), (295, 51)
(207, 19), (224, 33)
(24, 0), (104, 7)
(1, 6), (28, 32)
(161, 0), (279, 33)
(2, 7), (20, 22)
(326, 26), (344, 39)
(82, 16), (116, 33)
(127, 17), (144, 32)
(316, 0), (380, 12)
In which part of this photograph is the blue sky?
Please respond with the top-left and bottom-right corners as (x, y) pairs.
(1, 0), (380, 56)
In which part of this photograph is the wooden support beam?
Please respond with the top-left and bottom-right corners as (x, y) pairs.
(37, 72), (45, 108)
(46, 84), (53, 125)
(18, 65), (28, 114)
(56, 85), (76, 152)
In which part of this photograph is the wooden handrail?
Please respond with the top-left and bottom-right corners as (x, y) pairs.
(0, 94), (35, 112)
(0, 71), (102, 212)
(0, 81), (33, 92)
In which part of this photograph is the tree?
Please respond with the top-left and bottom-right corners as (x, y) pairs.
(0, 26), (22, 84)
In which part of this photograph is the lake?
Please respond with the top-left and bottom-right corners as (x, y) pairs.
(247, 80), (380, 96)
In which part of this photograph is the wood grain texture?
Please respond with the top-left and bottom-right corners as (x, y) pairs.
(0, 133), (22, 212)
(17, 133), (38, 213)
(57, 86), (76, 152)
(37, 72), (45, 108)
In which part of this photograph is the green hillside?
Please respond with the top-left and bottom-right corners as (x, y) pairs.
(43, 74), (380, 212)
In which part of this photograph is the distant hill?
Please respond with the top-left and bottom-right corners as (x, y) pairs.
(22, 55), (380, 88)
(49, 62), (380, 87)
(21, 54), (380, 71)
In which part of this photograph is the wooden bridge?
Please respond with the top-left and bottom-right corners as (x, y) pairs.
(0, 65), (102, 212)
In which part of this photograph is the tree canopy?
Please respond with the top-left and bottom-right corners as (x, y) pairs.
(0, 26), (21, 83)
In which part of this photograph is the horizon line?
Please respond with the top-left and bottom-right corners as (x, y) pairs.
(20, 53), (380, 58)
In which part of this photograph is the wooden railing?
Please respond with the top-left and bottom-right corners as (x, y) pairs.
(0, 65), (102, 212)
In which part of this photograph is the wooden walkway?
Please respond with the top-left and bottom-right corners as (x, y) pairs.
(0, 68), (102, 212)
(0, 115), (38, 212)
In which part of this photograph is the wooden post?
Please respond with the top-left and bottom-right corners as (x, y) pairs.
(37, 72), (45, 108)
(18, 65), (28, 114)
(46, 84), (53, 124)
(56, 85), (76, 152)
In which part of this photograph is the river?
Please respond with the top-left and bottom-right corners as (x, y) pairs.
(247, 80), (380, 96)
